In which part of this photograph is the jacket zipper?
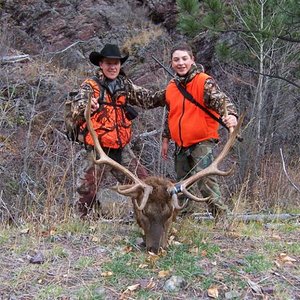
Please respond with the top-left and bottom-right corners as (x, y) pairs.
(178, 95), (185, 147)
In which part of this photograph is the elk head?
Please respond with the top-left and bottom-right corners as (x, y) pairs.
(115, 176), (180, 253)
(85, 95), (244, 254)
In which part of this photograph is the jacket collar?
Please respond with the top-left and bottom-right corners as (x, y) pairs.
(95, 69), (127, 96)
(175, 64), (205, 85)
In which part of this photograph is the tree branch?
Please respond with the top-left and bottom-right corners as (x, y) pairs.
(277, 35), (300, 43)
(250, 70), (300, 89)
(280, 148), (300, 193)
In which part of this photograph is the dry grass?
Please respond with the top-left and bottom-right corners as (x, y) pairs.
(0, 214), (299, 299)
(123, 27), (164, 54)
(240, 154), (300, 212)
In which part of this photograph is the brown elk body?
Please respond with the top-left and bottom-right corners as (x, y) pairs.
(84, 95), (244, 254)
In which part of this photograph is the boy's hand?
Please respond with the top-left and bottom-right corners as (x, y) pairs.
(91, 97), (99, 113)
(222, 114), (237, 132)
(162, 138), (169, 160)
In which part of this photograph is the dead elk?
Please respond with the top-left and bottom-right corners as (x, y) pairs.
(116, 176), (180, 253)
(84, 96), (244, 253)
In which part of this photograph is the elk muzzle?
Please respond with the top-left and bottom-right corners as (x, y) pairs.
(133, 179), (177, 254)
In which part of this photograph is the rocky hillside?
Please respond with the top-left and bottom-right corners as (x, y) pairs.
(0, 0), (186, 221)
(1, 0), (177, 70)
(1, 0), (299, 222)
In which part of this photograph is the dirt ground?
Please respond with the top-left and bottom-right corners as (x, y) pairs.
(0, 211), (299, 300)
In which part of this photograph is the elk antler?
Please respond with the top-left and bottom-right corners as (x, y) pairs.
(84, 94), (153, 210)
(168, 112), (245, 204)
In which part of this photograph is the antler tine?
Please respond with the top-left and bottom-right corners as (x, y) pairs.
(84, 93), (153, 210)
(171, 194), (187, 210)
(179, 189), (211, 202)
(169, 112), (245, 201)
(113, 184), (151, 211)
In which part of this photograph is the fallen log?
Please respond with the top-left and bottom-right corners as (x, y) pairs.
(193, 213), (300, 222)
(231, 213), (300, 222)
(1, 54), (31, 64)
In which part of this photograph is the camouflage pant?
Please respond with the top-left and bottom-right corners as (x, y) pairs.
(76, 145), (148, 217)
(175, 140), (229, 217)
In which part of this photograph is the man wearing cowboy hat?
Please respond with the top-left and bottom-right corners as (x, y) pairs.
(71, 43), (165, 218)
(89, 43), (129, 66)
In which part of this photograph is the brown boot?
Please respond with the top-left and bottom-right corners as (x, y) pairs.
(209, 203), (231, 230)
(77, 191), (96, 219)
(177, 197), (195, 217)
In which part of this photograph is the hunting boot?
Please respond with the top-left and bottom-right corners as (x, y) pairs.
(176, 202), (197, 217)
(208, 200), (231, 230)
(77, 188), (97, 219)
(76, 154), (100, 219)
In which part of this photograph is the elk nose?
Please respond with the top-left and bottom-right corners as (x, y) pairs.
(147, 246), (159, 254)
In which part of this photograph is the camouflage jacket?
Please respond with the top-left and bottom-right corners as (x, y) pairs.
(71, 69), (165, 125)
(162, 65), (238, 139)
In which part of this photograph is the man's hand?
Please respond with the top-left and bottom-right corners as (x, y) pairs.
(161, 138), (169, 160)
(222, 114), (238, 132)
(91, 97), (99, 113)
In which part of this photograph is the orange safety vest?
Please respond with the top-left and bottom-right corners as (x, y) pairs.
(165, 73), (220, 147)
(80, 78), (132, 149)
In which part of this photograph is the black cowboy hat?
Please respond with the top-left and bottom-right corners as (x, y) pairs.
(89, 44), (129, 66)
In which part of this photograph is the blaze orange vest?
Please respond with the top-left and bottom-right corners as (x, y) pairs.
(165, 73), (219, 147)
(80, 79), (132, 149)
